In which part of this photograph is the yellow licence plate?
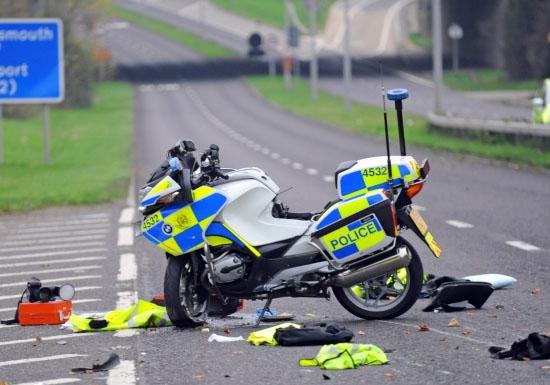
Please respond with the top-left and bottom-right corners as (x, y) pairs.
(409, 207), (442, 258)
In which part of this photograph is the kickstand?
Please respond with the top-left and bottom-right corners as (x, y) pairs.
(255, 295), (273, 327)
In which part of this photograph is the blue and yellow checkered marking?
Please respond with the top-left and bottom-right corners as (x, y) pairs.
(205, 222), (261, 257)
(315, 191), (387, 231)
(141, 186), (228, 256)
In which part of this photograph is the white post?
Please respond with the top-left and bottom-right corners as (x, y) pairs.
(343, 0), (352, 112)
(432, 0), (443, 114)
(452, 38), (459, 71)
(309, 0), (318, 100)
(43, 104), (50, 164)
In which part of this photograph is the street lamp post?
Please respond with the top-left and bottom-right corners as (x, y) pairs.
(432, 0), (443, 114)
(308, 0), (319, 100)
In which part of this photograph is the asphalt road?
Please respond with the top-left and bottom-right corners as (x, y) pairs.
(122, 22), (548, 385)
(0, 15), (548, 385)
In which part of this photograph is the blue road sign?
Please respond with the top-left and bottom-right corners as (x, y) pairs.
(0, 18), (64, 103)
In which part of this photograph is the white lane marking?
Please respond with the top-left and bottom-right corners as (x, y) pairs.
(8, 222), (109, 234)
(322, 175), (335, 183)
(271, 152), (280, 159)
(261, 147), (270, 155)
(0, 286), (103, 302)
(380, 319), (495, 347)
(412, 204), (426, 211)
(0, 332), (96, 346)
(0, 265), (102, 278)
(17, 217), (109, 229)
(14, 378), (81, 385)
(119, 208), (135, 224)
(281, 158), (291, 165)
(5, 229), (109, 240)
(506, 240), (541, 252)
(118, 227), (134, 246)
(114, 329), (139, 338)
(107, 360), (136, 385)
(306, 168), (318, 176)
(292, 162), (303, 170)
(0, 354), (87, 367)
(116, 291), (137, 309)
(117, 253), (137, 281)
(0, 248), (107, 261)
(0, 275), (103, 288)
(0, 241), (105, 253)
(0, 256), (106, 269)
(1, 234), (107, 247)
(445, 220), (474, 229)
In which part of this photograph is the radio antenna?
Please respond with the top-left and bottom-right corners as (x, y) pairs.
(379, 62), (394, 201)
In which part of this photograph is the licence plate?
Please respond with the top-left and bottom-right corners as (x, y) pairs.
(409, 207), (442, 258)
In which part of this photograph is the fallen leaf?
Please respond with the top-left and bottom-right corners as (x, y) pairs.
(403, 329), (411, 335)
(440, 337), (447, 342)
(56, 340), (68, 345)
(35, 336), (43, 343)
(384, 371), (394, 378)
(447, 319), (461, 327)
(200, 327), (210, 333)
(461, 331), (471, 336)
(223, 328), (231, 335)
(418, 324), (430, 332)
(304, 313), (316, 317)
(192, 374), (207, 381)
(488, 314), (497, 318)
(322, 374), (331, 380)
(531, 288), (542, 295)
(358, 330), (365, 336)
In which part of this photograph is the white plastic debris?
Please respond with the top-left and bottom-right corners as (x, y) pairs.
(462, 274), (517, 289)
(208, 333), (244, 343)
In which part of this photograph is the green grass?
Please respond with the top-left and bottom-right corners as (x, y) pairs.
(444, 69), (539, 92)
(409, 32), (431, 49)
(246, 76), (550, 168)
(212, 0), (335, 30)
(0, 82), (133, 212)
(107, 5), (236, 58)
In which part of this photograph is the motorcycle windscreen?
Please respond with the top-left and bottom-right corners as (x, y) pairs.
(311, 191), (395, 265)
(141, 186), (228, 256)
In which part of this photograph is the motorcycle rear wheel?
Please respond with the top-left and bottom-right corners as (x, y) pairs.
(332, 237), (423, 320)
(164, 254), (208, 328)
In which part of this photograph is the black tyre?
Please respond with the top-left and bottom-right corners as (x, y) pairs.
(164, 254), (208, 328)
(332, 237), (424, 320)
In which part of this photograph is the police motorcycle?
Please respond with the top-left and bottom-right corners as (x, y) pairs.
(137, 88), (441, 327)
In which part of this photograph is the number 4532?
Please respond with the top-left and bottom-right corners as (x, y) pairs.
(362, 166), (387, 177)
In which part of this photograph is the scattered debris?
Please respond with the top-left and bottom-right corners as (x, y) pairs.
(531, 288), (542, 295)
(192, 374), (207, 381)
(140, 352), (147, 356)
(322, 374), (331, 380)
(200, 327), (210, 333)
(208, 333), (244, 343)
(56, 340), (68, 345)
(71, 353), (120, 373)
(541, 365), (550, 370)
(384, 371), (394, 378)
(440, 337), (448, 342)
(447, 319), (461, 327)
(461, 331), (472, 336)
(462, 274), (516, 289)
(223, 328), (231, 335)
(224, 374), (231, 378)
(418, 324), (430, 332)
(495, 305), (504, 310)
(403, 329), (411, 336)
(274, 323), (354, 346)
(305, 313), (316, 318)
(358, 330), (365, 336)
(436, 370), (452, 375)
(490, 333), (550, 360)
(35, 336), (43, 343)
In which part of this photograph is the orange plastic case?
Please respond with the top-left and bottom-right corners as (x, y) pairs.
(18, 300), (72, 326)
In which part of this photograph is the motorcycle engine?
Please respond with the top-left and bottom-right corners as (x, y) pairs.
(212, 252), (246, 284)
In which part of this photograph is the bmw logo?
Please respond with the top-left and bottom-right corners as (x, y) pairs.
(162, 223), (173, 235)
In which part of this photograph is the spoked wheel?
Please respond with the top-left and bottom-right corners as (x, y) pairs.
(164, 254), (208, 327)
(332, 237), (424, 320)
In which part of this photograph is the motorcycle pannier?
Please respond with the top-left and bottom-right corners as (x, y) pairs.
(311, 191), (395, 265)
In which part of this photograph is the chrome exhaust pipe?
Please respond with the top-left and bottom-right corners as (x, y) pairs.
(331, 246), (411, 287)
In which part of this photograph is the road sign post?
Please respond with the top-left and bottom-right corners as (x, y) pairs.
(0, 18), (64, 164)
(448, 23), (463, 72)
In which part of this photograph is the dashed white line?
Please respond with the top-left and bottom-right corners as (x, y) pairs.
(107, 360), (136, 385)
(322, 175), (335, 183)
(0, 234), (106, 247)
(0, 241), (105, 253)
(506, 240), (541, 252)
(14, 378), (81, 385)
(292, 162), (303, 170)
(0, 248), (107, 262)
(119, 207), (135, 224)
(117, 253), (137, 281)
(0, 332), (96, 347)
(0, 354), (87, 367)
(445, 220), (474, 229)
(271, 152), (280, 159)
(8, 222), (109, 234)
(5, 229), (109, 240)
(306, 168), (319, 176)
(281, 158), (291, 165)
(0, 275), (103, 288)
(0, 256), (106, 269)
(117, 291), (137, 309)
(117, 227), (134, 246)
(0, 265), (103, 278)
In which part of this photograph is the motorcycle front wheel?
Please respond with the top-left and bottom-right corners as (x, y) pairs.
(164, 254), (208, 328)
(332, 237), (423, 320)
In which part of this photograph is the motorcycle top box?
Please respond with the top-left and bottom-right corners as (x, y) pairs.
(335, 156), (422, 200)
(311, 190), (396, 265)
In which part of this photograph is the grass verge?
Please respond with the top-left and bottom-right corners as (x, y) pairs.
(444, 69), (539, 92)
(212, 0), (335, 30)
(409, 32), (431, 50)
(0, 82), (133, 212)
(246, 76), (550, 168)
(107, 4), (236, 58)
